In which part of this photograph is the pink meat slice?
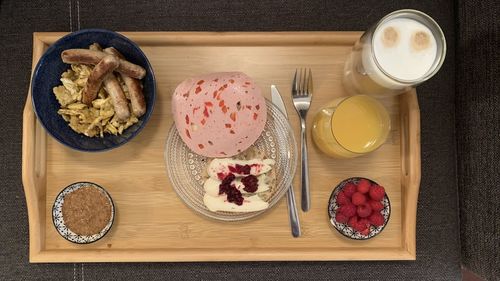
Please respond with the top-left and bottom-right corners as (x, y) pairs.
(172, 72), (267, 157)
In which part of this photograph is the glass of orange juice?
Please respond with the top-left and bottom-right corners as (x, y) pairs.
(312, 95), (391, 158)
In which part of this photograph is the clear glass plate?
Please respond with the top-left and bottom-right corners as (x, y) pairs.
(165, 100), (297, 221)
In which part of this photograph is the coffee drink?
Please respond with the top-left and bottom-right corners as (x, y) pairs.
(343, 10), (446, 97)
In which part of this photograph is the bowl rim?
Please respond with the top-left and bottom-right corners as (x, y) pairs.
(327, 177), (391, 240)
(31, 28), (156, 152)
(51, 181), (115, 244)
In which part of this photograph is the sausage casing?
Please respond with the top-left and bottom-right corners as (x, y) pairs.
(103, 74), (131, 122)
(103, 47), (146, 117)
(61, 49), (146, 79)
(82, 55), (119, 105)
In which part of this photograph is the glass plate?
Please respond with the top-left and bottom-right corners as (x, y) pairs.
(165, 100), (297, 221)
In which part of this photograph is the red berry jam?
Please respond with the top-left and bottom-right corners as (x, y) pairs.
(228, 164), (251, 175)
(241, 175), (258, 193)
(218, 174), (243, 205)
(217, 172), (226, 180)
(221, 173), (235, 185)
(225, 185), (244, 205)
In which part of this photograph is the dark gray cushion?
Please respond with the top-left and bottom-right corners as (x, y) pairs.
(0, 0), (461, 280)
(456, 1), (500, 280)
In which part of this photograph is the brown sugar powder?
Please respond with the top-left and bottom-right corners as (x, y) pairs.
(62, 186), (112, 236)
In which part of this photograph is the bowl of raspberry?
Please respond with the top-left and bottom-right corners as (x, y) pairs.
(328, 177), (390, 240)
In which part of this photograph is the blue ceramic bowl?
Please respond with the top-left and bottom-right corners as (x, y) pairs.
(31, 29), (156, 152)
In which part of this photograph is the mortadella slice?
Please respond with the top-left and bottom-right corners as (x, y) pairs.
(172, 72), (267, 157)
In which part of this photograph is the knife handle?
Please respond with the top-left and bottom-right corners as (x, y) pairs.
(286, 187), (301, 237)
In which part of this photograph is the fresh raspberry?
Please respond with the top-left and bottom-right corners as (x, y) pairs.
(353, 224), (365, 232)
(357, 203), (372, 218)
(360, 227), (370, 236)
(357, 179), (371, 194)
(358, 218), (370, 230)
(348, 215), (358, 228)
(335, 211), (349, 224)
(369, 200), (384, 212)
(351, 192), (367, 206)
(354, 218), (369, 232)
(339, 204), (357, 218)
(336, 191), (351, 206)
(358, 217), (369, 226)
(343, 183), (357, 198)
(369, 185), (386, 201)
(369, 212), (385, 227)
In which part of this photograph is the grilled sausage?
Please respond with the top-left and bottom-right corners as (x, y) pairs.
(103, 74), (131, 121)
(61, 49), (146, 79)
(103, 47), (146, 117)
(82, 55), (119, 105)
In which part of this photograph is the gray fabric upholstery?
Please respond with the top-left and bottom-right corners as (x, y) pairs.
(456, 1), (500, 280)
(0, 0), (462, 280)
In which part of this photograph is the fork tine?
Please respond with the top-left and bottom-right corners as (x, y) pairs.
(302, 68), (307, 96)
(299, 68), (304, 96)
(292, 69), (298, 95)
(307, 69), (313, 96)
(297, 68), (302, 95)
(301, 68), (304, 95)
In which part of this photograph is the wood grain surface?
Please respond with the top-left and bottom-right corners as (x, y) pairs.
(22, 32), (420, 262)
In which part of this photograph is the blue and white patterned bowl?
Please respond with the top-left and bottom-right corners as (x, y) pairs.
(328, 177), (391, 240)
(31, 29), (156, 152)
(52, 182), (115, 244)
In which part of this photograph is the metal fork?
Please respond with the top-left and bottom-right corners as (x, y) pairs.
(292, 69), (313, 212)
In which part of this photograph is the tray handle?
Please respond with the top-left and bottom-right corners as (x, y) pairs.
(22, 33), (49, 258)
(22, 92), (47, 256)
(399, 90), (421, 258)
(401, 90), (421, 186)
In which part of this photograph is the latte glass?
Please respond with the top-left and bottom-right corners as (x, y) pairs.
(343, 9), (446, 97)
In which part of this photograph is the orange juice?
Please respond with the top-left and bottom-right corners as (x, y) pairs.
(312, 95), (390, 158)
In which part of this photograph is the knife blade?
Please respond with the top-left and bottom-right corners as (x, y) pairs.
(271, 85), (301, 238)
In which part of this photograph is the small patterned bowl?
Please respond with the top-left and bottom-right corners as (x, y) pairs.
(52, 182), (115, 244)
(31, 29), (156, 152)
(328, 177), (390, 240)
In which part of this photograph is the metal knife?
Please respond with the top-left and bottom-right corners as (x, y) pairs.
(271, 85), (301, 238)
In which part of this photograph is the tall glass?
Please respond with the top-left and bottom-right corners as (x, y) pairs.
(343, 9), (446, 97)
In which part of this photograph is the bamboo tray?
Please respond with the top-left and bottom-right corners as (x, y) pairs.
(22, 32), (420, 263)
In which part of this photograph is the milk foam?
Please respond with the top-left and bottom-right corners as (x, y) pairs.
(373, 18), (437, 81)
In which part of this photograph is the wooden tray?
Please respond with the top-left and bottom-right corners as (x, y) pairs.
(22, 32), (420, 263)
